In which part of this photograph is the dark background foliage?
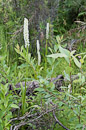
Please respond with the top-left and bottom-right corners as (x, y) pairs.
(0, 0), (86, 63)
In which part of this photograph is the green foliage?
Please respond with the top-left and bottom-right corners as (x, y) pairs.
(54, 0), (86, 34)
(20, 82), (27, 115)
(0, 0), (86, 129)
(0, 61), (19, 129)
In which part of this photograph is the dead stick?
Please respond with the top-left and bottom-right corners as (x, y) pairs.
(53, 111), (70, 130)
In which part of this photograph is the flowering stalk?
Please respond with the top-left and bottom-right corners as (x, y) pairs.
(46, 23), (49, 40)
(46, 23), (49, 56)
(36, 40), (41, 66)
(23, 18), (30, 78)
(45, 23), (49, 68)
(23, 18), (30, 48)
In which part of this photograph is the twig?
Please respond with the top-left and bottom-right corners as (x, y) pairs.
(12, 106), (57, 130)
(10, 112), (37, 122)
(53, 111), (70, 130)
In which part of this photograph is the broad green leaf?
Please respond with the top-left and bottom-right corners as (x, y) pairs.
(15, 48), (20, 54)
(70, 50), (76, 56)
(59, 45), (70, 56)
(47, 53), (67, 59)
(48, 47), (53, 53)
(82, 76), (85, 84)
(83, 55), (86, 60)
(73, 110), (78, 115)
(56, 35), (61, 44)
(0, 125), (3, 130)
(56, 35), (63, 44)
(80, 59), (84, 64)
(10, 104), (19, 109)
(64, 71), (70, 81)
(73, 79), (81, 83)
(0, 111), (5, 118)
(59, 45), (70, 63)
(73, 56), (81, 68)
(59, 102), (64, 107)
(54, 45), (58, 52)
(45, 94), (51, 98)
(78, 12), (86, 17)
(34, 88), (45, 92)
(75, 124), (83, 129)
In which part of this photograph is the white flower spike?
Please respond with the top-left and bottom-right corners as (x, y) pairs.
(46, 23), (49, 39)
(36, 40), (41, 66)
(24, 18), (30, 48)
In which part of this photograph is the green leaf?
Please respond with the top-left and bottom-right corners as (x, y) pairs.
(73, 56), (81, 68)
(59, 45), (70, 56)
(29, 105), (41, 109)
(34, 88), (45, 92)
(54, 45), (58, 52)
(59, 45), (70, 63)
(59, 102), (64, 107)
(73, 110), (78, 115)
(78, 12), (86, 17)
(56, 35), (61, 44)
(0, 125), (3, 130)
(83, 55), (86, 60)
(70, 50), (76, 56)
(45, 94), (51, 98)
(47, 53), (67, 59)
(64, 71), (70, 81)
(75, 124), (83, 129)
(10, 104), (19, 109)
(48, 47), (53, 53)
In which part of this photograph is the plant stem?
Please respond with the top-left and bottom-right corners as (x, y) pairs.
(26, 46), (28, 78)
(69, 58), (72, 98)
(79, 67), (82, 124)
(22, 80), (26, 116)
(45, 39), (48, 69)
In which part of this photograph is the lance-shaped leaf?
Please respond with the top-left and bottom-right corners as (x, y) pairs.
(47, 53), (67, 59)
(59, 45), (70, 63)
(73, 56), (81, 68)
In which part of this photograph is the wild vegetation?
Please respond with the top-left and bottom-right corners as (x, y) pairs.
(0, 0), (86, 130)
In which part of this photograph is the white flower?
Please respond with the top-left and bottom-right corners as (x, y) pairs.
(23, 18), (30, 48)
(37, 40), (40, 51)
(36, 40), (41, 66)
(46, 23), (49, 39)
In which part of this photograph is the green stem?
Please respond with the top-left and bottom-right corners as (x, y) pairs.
(69, 58), (72, 93)
(22, 80), (26, 115)
(79, 66), (82, 124)
(45, 39), (48, 69)
(26, 46), (28, 78)
(46, 39), (48, 56)
(27, 61), (37, 79)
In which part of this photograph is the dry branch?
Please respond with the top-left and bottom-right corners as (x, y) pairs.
(53, 111), (70, 130)
(11, 106), (57, 130)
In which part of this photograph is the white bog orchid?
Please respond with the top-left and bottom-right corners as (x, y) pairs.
(46, 23), (49, 39)
(24, 18), (30, 48)
(36, 40), (41, 66)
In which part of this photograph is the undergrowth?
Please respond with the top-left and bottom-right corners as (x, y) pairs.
(0, 0), (86, 130)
